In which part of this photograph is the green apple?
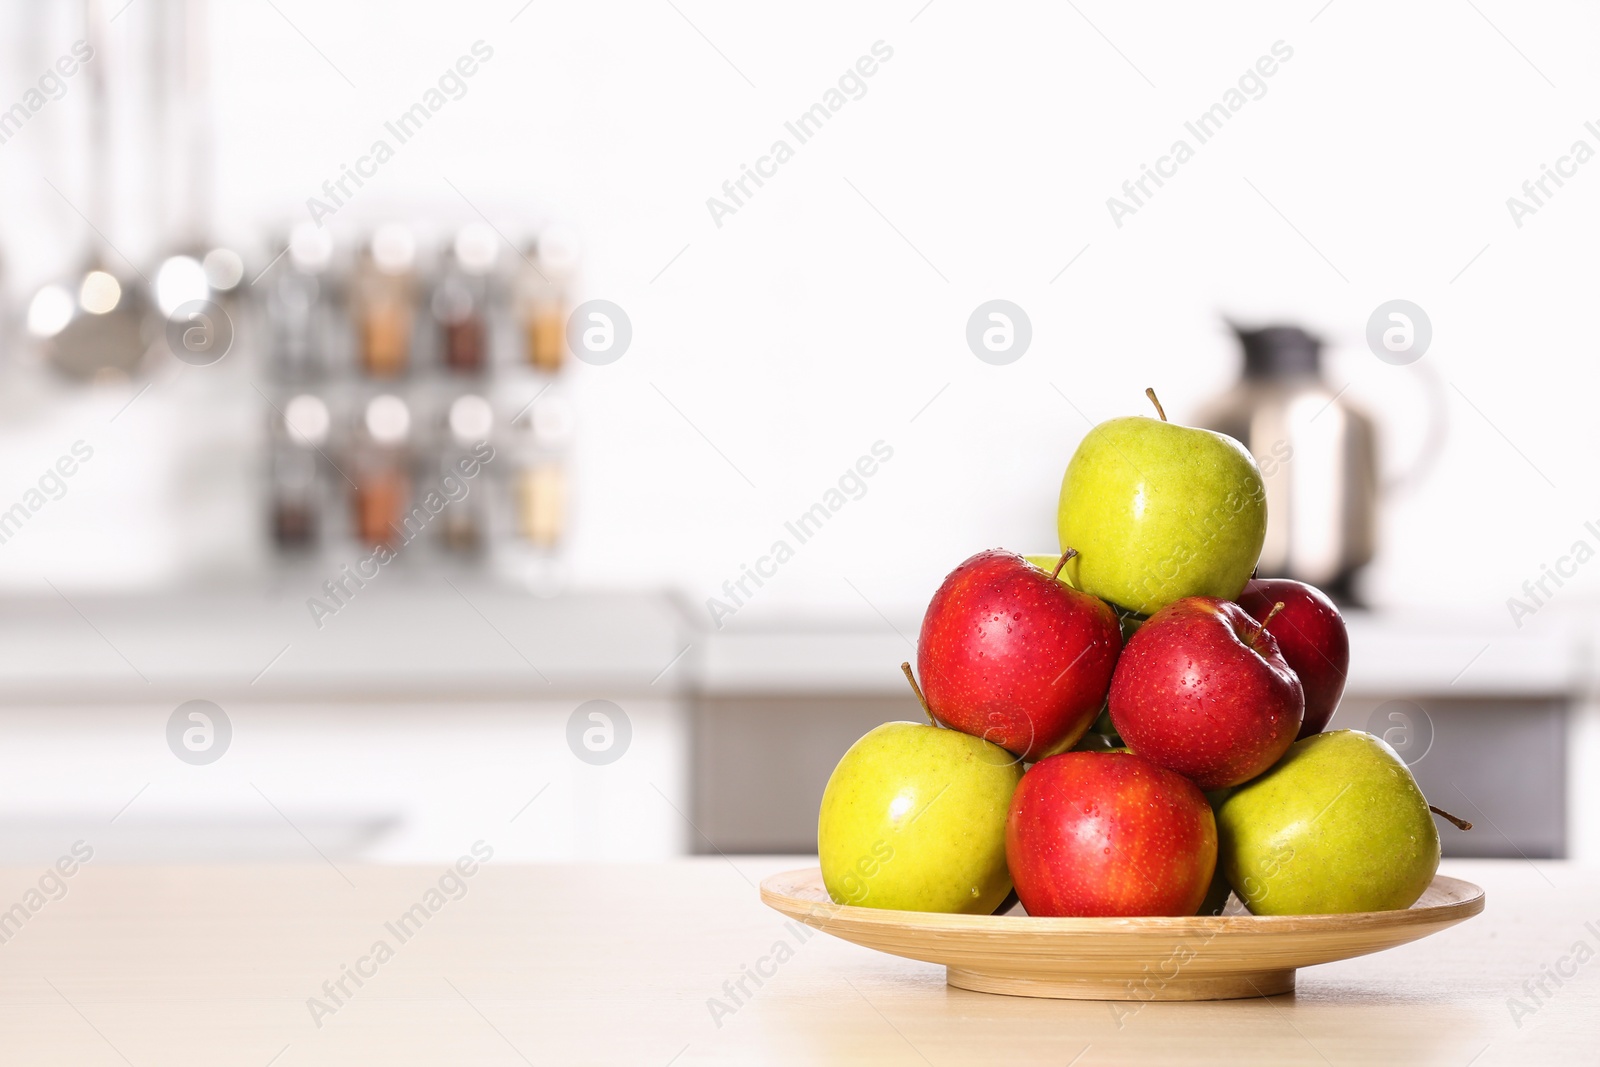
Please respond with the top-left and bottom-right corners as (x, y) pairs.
(818, 721), (1022, 913)
(1216, 730), (1441, 915)
(1055, 399), (1266, 616)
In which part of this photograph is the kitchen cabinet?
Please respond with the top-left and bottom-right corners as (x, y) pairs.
(0, 586), (693, 864)
(0, 589), (1591, 866)
(0, 698), (687, 864)
(694, 612), (1585, 861)
(1325, 696), (1566, 859)
(695, 693), (907, 854)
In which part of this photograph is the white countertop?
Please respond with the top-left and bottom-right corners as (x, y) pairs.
(0, 587), (1585, 701)
(700, 609), (1584, 698)
(0, 583), (693, 700)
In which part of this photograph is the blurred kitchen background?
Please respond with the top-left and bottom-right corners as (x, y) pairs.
(0, 1), (1594, 867)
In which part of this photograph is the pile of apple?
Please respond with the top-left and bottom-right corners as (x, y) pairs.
(818, 391), (1465, 919)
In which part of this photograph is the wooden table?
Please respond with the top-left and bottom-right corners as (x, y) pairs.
(0, 857), (1592, 1065)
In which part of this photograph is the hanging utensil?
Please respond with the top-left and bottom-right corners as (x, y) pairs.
(37, 0), (155, 381)
(153, 0), (241, 320)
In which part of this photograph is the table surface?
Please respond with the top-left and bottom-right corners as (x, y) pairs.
(0, 857), (1593, 1066)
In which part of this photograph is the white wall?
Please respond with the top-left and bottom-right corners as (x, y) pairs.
(1, 1), (1598, 632)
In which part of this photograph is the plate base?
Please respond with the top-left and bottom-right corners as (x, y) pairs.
(761, 867), (1484, 1004)
(946, 966), (1296, 1001)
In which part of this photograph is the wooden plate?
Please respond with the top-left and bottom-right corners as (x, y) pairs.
(759, 867), (1484, 1001)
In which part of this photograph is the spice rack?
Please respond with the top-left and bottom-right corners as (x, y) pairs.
(257, 220), (576, 586)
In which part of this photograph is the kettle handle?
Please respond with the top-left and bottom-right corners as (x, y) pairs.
(1381, 358), (1448, 497)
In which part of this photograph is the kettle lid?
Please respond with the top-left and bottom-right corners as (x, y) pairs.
(1230, 322), (1322, 380)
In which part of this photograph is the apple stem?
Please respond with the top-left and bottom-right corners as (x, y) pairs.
(1052, 548), (1079, 580)
(900, 661), (937, 726)
(1144, 387), (1168, 422)
(1429, 805), (1474, 832)
(1245, 601), (1286, 649)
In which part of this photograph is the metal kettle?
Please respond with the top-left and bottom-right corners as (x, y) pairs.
(1195, 324), (1379, 604)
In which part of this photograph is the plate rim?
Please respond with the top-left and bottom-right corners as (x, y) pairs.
(760, 866), (1486, 933)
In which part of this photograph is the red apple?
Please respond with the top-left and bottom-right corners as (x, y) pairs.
(1005, 751), (1216, 917)
(918, 549), (1121, 762)
(1237, 578), (1348, 739)
(1108, 597), (1303, 789)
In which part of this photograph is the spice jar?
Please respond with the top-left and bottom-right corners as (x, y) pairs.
(514, 461), (564, 547)
(434, 224), (498, 375)
(269, 393), (331, 550)
(440, 394), (494, 553)
(266, 224), (334, 381)
(351, 394), (412, 549)
(354, 225), (416, 378)
(516, 229), (578, 372)
(505, 389), (569, 547)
